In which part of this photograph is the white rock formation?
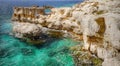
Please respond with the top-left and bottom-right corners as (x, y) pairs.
(12, 0), (120, 66)
(13, 22), (41, 38)
(71, 0), (120, 66)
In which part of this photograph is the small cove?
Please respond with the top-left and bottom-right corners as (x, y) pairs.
(0, 1), (83, 66)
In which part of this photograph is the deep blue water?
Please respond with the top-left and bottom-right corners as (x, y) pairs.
(0, 0), (83, 66)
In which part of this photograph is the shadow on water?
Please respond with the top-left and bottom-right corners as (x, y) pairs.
(33, 37), (60, 49)
(31, 36), (71, 57)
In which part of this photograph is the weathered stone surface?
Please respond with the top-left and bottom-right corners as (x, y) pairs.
(11, 0), (120, 66)
(13, 22), (41, 38)
(102, 57), (120, 66)
(104, 13), (120, 50)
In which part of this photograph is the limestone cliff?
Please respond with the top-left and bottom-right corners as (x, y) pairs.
(12, 0), (120, 66)
(71, 0), (120, 66)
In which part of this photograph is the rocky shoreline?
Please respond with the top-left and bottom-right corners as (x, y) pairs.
(11, 0), (120, 66)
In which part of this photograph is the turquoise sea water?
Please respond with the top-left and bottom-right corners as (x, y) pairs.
(0, 33), (79, 66)
(0, 1), (83, 66)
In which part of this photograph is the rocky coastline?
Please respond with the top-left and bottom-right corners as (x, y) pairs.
(11, 0), (120, 66)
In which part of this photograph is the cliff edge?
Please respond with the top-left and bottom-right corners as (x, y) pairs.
(11, 0), (120, 66)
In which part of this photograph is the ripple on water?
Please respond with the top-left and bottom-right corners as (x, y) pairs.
(0, 34), (79, 66)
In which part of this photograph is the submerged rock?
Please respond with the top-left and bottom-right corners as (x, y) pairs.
(47, 46), (69, 57)
(0, 47), (18, 58)
(47, 51), (57, 57)
(43, 59), (62, 66)
(0, 48), (7, 58)
(21, 48), (35, 56)
(25, 38), (46, 45)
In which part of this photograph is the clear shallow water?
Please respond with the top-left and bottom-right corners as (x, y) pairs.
(0, 1), (83, 66)
(0, 33), (79, 66)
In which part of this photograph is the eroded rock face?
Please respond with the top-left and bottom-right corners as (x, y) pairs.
(72, 0), (120, 66)
(13, 22), (41, 38)
(12, 0), (120, 66)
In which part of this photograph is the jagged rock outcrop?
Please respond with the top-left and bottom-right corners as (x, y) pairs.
(12, 0), (120, 66)
(71, 0), (120, 66)
(13, 22), (41, 38)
